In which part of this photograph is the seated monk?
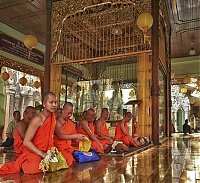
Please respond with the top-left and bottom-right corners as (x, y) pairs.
(114, 112), (140, 147)
(14, 106), (36, 153)
(95, 108), (114, 144)
(54, 102), (86, 166)
(76, 108), (111, 154)
(0, 92), (57, 174)
(95, 108), (129, 152)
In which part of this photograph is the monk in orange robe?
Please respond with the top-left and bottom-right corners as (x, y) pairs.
(14, 106), (36, 153)
(95, 108), (114, 144)
(54, 102), (86, 166)
(115, 112), (139, 147)
(76, 108), (110, 154)
(0, 92), (57, 174)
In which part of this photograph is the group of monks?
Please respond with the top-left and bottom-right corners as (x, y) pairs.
(0, 92), (147, 175)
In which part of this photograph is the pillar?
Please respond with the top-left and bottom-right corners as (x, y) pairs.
(151, 0), (160, 145)
(137, 53), (152, 139)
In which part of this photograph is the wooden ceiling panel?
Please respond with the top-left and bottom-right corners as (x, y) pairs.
(0, 0), (199, 59)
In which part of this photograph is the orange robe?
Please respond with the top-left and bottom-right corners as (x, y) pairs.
(0, 113), (55, 174)
(101, 121), (110, 136)
(115, 122), (138, 147)
(14, 129), (25, 154)
(54, 119), (78, 166)
(77, 122), (111, 154)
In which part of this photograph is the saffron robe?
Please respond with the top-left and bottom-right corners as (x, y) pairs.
(97, 121), (110, 136)
(14, 129), (25, 154)
(115, 122), (138, 147)
(54, 119), (78, 166)
(0, 113), (55, 174)
(76, 122), (111, 154)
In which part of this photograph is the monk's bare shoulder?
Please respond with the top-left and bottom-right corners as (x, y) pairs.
(30, 113), (44, 126)
(15, 120), (27, 130)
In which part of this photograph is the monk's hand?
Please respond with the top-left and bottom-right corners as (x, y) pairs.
(108, 137), (114, 143)
(99, 143), (104, 151)
(41, 151), (47, 159)
(76, 134), (86, 141)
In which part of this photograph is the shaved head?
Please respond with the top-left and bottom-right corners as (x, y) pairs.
(42, 92), (56, 103)
(87, 108), (95, 115)
(63, 102), (73, 109)
(125, 112), (132, 118)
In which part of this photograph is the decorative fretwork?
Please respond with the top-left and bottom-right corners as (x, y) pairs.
(0, 56), (44, 81)
(51, 0), (151, 64)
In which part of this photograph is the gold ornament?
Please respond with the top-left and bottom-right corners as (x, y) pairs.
(180, 87), (187, 94)
(33, 81), (41, 89)
(24, 34), (38, 51)
(129, 89), (135, 98)
(1, 72), (9, 81)
(137, 13), (153, 32)
(19, 76), (27, 86)
(183, 75), (191, 84)
(24, 34), (38, 59)
(60, 87), (66, 94)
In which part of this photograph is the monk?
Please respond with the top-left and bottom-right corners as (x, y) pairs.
(115, 112), (139, 147)
(14, 106), (36, 153)
(55, 108), (62, 119)
(54, 102), (86, 166)
(0, 92), (57, 174)
(95, 108), (113, 144)
(95, 108), (130, 152)
(76, 108), (111, 154)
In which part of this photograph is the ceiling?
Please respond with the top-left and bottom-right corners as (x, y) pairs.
(0, 0), (199, 78)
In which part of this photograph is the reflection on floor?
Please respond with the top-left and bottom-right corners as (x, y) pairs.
(0, 133), (200, 183)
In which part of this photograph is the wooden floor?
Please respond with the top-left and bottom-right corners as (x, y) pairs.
(0, 133), (200, 183)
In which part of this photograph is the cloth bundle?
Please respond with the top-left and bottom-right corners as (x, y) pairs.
(39, 146), (68, 173)
(73, 137), (100, 163)
(73, 149), (100, 163)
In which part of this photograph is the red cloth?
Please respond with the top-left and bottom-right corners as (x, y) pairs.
(54, 119), (78, 166)
(14, 129), (25, 154)
(0, 113), (55, 174)
(115, 122), (138, 147)
(77, 122), (110, 153)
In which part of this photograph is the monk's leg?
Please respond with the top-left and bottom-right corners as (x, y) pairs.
(22, 154), (43, 174)
(123, 136), (138, 147)
(60, 149), (74, 166)
(91, 141), (104, 154)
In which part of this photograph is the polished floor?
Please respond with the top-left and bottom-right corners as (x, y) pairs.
(0, 133), (200, 183)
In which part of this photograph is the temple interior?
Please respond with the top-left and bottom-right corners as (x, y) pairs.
(0, 0), (199, 182)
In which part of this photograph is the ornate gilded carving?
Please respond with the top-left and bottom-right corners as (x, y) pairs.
(0, 56), (44, 81)
(51, 0), (151, 64)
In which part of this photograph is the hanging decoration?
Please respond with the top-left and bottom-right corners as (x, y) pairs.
(171, 70), (175, 78)
(33, 81), (41, 89)
(183, 75), (191, 84)
(92, 83), (99, 91)
(180, 87), (187, 94)
(136, 12), (153, 43)
(1, 72), (10, 81)
(19, 76), (27, 86)
(24, 34), (38, 59)
(129, 89), (136, 98)
(189, 97), (195, 105)
(60, 87), (66, 94)
(196, 77), (200, 86)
